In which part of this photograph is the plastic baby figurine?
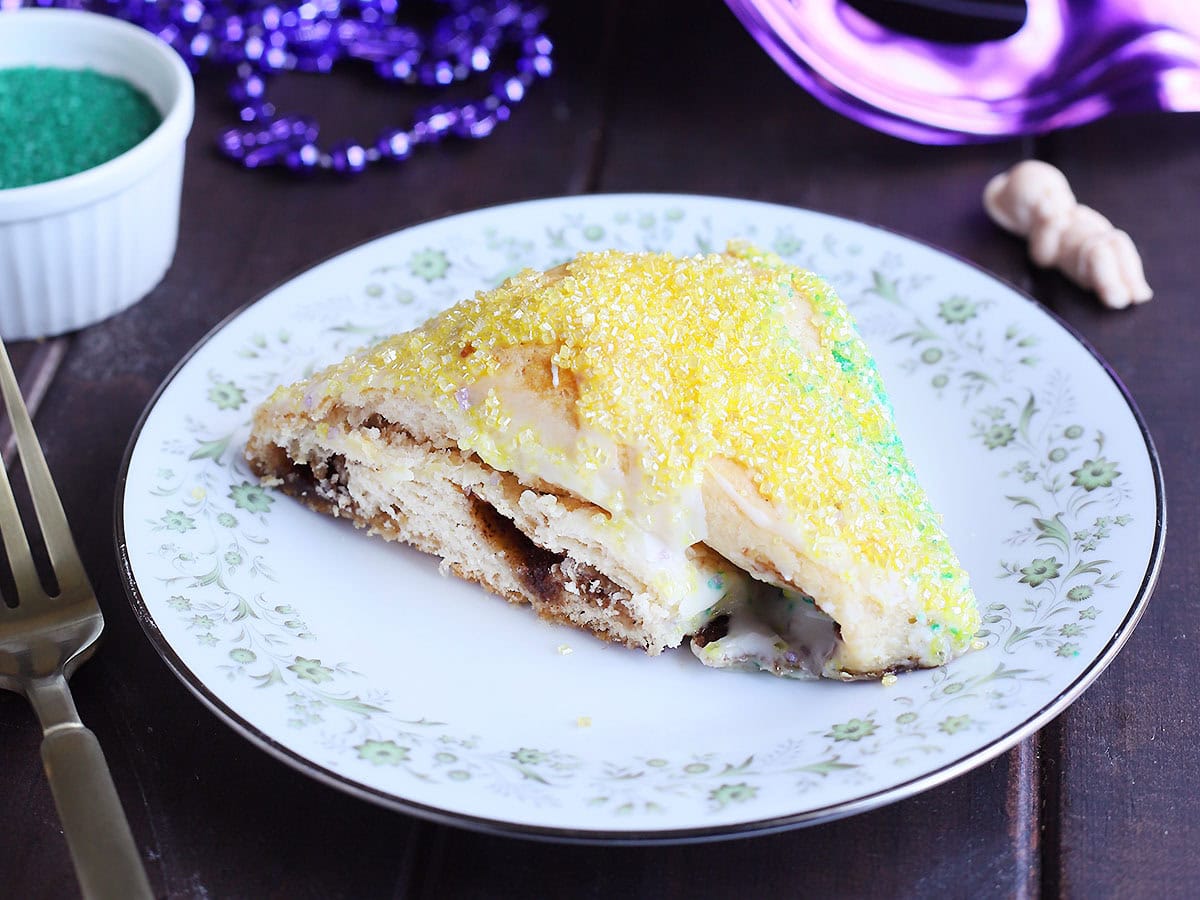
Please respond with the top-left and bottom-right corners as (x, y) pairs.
(983, 160), (1153, 309)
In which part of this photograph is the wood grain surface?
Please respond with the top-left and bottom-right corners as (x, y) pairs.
(0, 2), (1193, 897)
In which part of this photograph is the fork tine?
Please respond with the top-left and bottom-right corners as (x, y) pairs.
(0, 340), (87, 596)
(0, 427), (44, 605)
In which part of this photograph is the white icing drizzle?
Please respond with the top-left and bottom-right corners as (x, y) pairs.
(690, 587), (839, 679)
(459, 379), (709, 547)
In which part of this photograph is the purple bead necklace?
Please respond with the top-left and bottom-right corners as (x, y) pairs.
(20, 0), (552, 173)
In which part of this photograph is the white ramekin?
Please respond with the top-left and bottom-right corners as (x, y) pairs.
(0, 9), (194, 340)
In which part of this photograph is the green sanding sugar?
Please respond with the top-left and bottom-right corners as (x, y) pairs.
(0, 66), (161, 190)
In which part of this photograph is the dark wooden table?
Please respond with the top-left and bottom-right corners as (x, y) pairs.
(2, 2), (1195, 897)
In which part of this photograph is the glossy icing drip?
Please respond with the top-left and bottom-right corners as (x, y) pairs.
(691, 588), (840, 679)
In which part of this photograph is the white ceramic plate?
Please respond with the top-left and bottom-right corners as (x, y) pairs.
(118, 194), (1164, 842)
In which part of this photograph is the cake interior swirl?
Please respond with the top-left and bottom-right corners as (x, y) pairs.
(245, 243), (980, 679)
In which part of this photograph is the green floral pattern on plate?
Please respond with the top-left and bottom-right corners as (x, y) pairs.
(121, 195), (1160, 835)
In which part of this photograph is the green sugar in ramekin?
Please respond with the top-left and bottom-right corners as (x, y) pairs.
(0, 66), (162, 190)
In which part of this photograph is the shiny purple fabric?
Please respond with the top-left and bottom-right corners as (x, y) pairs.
(725, 1), (1200, 143)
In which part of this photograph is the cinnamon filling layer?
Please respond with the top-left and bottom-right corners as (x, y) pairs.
(262, 434), (640, 633)
(465, 491), (637, 628)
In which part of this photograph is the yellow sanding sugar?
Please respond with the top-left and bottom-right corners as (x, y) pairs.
(310, 243), (977, 644)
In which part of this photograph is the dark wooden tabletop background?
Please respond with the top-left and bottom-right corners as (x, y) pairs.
(2, 2), (1195, 897)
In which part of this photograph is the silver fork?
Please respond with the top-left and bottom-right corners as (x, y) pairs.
(0, 339), (153, 900)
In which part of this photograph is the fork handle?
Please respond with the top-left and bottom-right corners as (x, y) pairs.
(41, 725), (155, 900)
